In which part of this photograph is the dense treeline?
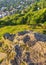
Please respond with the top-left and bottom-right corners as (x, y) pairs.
(0, 0), (46, 27)
(0, 8), (46, 26)
(0, 0), (46, 38)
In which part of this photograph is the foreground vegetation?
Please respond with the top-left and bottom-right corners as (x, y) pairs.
(0, 0), (46, 65)
(0, 30), (46, 65)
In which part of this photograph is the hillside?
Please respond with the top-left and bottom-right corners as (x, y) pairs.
(0, 0), (46, 15)
(0, 0), (46, 65)
(0, 8), (46, 39)
(0, 4), (46, 25)
(0, 31), (46, 65)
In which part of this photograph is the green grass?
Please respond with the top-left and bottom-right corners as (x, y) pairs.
(0, 25), (31, 39)
(0, 25), (46, 39)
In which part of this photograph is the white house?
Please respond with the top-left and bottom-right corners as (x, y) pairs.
(1, 7), (7, 11)
(0, 14), (2, 18)
(2, 12), (7, 17)
(20, 1), (24, 4)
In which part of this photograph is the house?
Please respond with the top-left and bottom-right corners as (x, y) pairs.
(0, 11), (2, 18)
(1, 7), (7, 11)
(5, 11), (10, 15)
(20, 1), (24, 4)
(17, 5), (21, 9)
(10, 8), (16, 15)
(37, 7), (40, 10)
(2, 12), (7, 17)
(0, 14), (2, 18)
(0, 11), (10, 18)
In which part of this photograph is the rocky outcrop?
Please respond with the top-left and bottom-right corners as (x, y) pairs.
(0, 31), (46, 65)
(34, 33), (46, 42)
(3, 33), (15, 41)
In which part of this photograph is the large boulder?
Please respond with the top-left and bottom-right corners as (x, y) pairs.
(34, 33), (46, 42)
(3, 33), (15, 41)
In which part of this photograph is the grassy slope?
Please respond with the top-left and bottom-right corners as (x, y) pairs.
(0, 25), (45, 39)
(0, 8), (46, 39)
(0, 8), (46, 25)
(0, 25), (30, 39)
